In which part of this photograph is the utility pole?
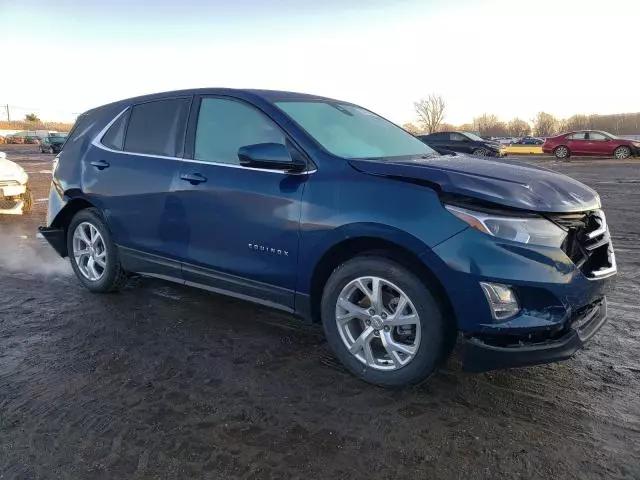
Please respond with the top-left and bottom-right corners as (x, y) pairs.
(4, 104), (9, 122)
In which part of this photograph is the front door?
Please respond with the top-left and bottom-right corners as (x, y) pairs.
(175, 96), (309, 309)
(585, 131), (614, 156)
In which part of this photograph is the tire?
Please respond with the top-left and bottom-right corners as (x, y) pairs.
(554, 146), (570, 159)
(473, 148), (489, 156)
(321, 256), (445, 388)
(48, 146), (54, 154)
(614, 146), (631, 159)
(67, 208), (128, 292)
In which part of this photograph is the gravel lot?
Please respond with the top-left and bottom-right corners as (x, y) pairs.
(1, 145), (639, 479)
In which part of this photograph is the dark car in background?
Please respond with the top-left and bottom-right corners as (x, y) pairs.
(515, 136), (544, 145)
(40, 135), (67, 154)
(39, 88), (616, 387)
(417, 131), (507, 157)
(543, 130), (640, 159)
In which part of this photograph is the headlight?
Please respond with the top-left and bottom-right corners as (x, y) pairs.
(445, 205), (567, 248)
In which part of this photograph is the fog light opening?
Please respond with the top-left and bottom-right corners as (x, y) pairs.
(480, 282), (520, 322)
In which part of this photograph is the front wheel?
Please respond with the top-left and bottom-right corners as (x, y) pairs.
(321, 256), (446, 387)
(473, 148), (489, 156)
(67, 208), (128, 292)
(614, 146), (631, 159)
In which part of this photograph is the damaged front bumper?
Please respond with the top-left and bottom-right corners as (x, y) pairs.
(463, 297), (608, 372)
(0, 182), (28, 215)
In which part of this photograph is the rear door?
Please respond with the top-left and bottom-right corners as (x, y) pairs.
(83, 97), (192, 276)
(566, 132), (588, 154)
(175, 95), (309, 309)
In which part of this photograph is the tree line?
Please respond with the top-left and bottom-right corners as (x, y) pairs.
(405, 95), (640, 137)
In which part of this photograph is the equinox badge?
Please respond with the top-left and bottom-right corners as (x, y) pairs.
(248, 243), (289, 256)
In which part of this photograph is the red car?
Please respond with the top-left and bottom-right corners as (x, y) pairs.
(542, 130), (640, 159)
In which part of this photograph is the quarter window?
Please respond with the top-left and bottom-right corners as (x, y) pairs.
(194, 98), (286, 165)
(124, 98), (190, 157)
(101, 110), (129, 151)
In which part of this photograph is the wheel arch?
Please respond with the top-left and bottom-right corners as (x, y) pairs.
(304, 233), (458, 342)
(49, 195), (99, 256)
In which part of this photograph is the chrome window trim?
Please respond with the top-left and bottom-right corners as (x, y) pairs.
(91, 107), (316, 175)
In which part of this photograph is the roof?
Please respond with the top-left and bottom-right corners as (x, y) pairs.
(84, 88), (347, 116)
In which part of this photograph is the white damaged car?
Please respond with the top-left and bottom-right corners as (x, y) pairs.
(0, 151), (33, 215)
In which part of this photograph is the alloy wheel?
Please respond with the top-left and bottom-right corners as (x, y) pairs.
(555, 146), (568, 158)
(615, 147), (631, 159)
(72, 221), (107, 281)
(335, 276), (421, 371)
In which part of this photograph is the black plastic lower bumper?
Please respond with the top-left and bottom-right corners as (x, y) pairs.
(462, 298), (608, 372)
(38, 226), (67, 257)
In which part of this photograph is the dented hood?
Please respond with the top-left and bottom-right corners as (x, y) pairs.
(348, 154), (600, 213)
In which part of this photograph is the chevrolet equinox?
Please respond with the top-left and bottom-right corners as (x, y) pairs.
(39, 89), (617, 387)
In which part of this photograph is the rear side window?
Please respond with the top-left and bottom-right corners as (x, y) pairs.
(124, 98), (190, 157)
(101, 110), (129, 151)
(568, 132), (586, 140)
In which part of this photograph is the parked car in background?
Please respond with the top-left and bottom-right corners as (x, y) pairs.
(417, 131), (507, 157)
(515, 136), (544, 145)
(40, 135), (67, 153)
(543, 130), (640, 159)
(0, 151), (32, 214)
(39, 88), (616, 387)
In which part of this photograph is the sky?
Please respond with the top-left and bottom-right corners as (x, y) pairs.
(1, 0), (639, 126)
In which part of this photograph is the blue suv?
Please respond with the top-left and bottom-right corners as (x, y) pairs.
(39, 89), (617, 387)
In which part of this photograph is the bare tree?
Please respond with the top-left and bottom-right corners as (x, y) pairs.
(402, 122), (422, 135)
(473, 113), (507, 137)
(414, 94), (446, 134)
(532, 112), (557, 137)
(506, 118), (531, 137)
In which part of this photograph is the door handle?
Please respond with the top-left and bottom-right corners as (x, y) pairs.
(180, 173), (207, 185)
(90, 160), (110, 170)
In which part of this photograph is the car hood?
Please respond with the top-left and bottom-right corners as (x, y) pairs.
(348, 154), (600, 213)
(0, 153), (29, 184)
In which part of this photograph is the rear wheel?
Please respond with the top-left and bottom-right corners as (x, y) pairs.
(321, 256), (446, 387)
(67, 208), (128, 292)
(554, 146), (570, 159)
(614, 146), (631, 159)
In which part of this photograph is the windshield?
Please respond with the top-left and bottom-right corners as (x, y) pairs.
(462, 132), (485, 142)
(275, 101), (438, 159)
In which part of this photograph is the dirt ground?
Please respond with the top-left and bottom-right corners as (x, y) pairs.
(1, 144), (639, 480)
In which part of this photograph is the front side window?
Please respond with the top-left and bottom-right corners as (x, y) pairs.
(124, 98), (190, 157)
(462, 132), (485, 142)
(275, 101), (438, 159)
(588, 132), (607, 141)
(194, 98), (286, 165)
(450, 133), (467, 142)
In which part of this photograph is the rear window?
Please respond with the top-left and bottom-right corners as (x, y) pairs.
(123, 98), (190, 157)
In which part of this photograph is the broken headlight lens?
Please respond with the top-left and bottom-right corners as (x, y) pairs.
(445, 205), (567, 248)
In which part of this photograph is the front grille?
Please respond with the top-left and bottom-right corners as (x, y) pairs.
(548, 210), (616, 279)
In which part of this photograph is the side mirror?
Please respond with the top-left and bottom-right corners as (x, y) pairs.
(238, 143), (306, 172)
